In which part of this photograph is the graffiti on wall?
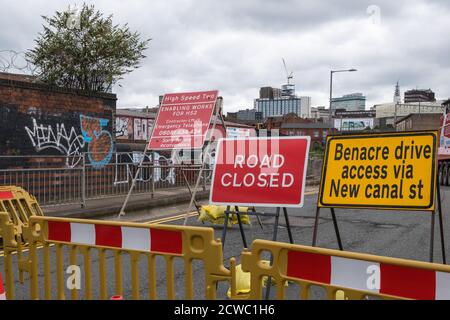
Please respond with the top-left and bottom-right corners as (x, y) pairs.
(116, 116), (154, 141)
(80, 115), (114, 169)
(24, 117), (85, 167)
(115, 117), (132, 139)
(113, 152), (176, 186)
(25, 114), (114, 169)
(133, 118), (146, 140)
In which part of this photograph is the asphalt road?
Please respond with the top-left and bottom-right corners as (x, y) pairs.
(2, 187), (450, 300)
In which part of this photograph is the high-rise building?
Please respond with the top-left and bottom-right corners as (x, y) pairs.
(331, 93), (366, 112)
(255, 85), (311, 118)
(394, 81), (402, 104)
(404, 89), (436, 103)
(259, 87), (282, 99)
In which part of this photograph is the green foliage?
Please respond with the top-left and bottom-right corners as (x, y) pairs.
(27, 4), (150, 92)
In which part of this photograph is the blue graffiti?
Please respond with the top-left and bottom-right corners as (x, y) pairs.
(80, 114), (114, 169)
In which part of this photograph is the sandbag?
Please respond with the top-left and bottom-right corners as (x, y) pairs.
(198, 205), (251, 226)
(227, 261), (289, 299)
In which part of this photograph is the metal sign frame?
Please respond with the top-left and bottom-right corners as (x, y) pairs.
(118, 90), (221, 218)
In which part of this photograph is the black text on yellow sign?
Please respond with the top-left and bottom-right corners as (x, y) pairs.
(319, 131), (437, 211)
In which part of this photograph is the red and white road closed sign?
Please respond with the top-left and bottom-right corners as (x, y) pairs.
(149, 90), (218, 150)
(210, 137), (311, 207)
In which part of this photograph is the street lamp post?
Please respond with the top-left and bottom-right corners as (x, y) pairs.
(329, 68), (358, 130)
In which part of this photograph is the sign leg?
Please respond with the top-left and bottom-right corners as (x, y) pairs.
(331, 208), (343, 251)
(221, 206), (231, 249)
(254, 207), (264, 231)
(183, 101), (221, 226)
(312, 207), (321, 246)
(430, 212), (436, 263)
(182, 169), (200, 213)
(118, 143), (150, 217)
(235, 206), (248, 248)
(283, 207), (294, 244)
(437, 181), (447, 264)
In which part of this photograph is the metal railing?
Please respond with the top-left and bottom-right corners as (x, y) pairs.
(0, 152), (323, 208)
(0, 153), (213, 207)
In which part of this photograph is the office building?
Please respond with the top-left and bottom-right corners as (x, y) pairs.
(331, 93), (366, 112)
(259, 87), (282, 99)
(255, 85), (311, 119)
(255, 97), (311, 118)
(404, 89), (436, 103)
(227, 108), (263, 121)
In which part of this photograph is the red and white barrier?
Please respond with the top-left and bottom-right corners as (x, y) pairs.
(47, 221), (183, 254)
(0, 272), (5, 300)
(0, 191), (13, 200)
(287, 250), (450, 300)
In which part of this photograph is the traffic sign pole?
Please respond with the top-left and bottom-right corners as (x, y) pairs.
(182, 99), (224, 225)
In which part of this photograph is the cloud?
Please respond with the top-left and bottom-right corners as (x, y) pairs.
(1, 0), (449, 112)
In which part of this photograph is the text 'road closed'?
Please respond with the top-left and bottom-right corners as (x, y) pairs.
(210, 137), (310, 207)
(319, 131), (437, 210)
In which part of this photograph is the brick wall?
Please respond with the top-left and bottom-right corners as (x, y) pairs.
(0, 76), (117, 168)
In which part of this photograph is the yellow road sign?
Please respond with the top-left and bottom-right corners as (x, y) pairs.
(318, 131), (437, 211)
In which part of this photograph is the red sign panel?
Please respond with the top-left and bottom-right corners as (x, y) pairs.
(149, 90), (218, 150)
(210, 137), (310, 207)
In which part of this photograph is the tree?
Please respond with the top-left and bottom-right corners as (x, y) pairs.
(27, 4), (150, 92)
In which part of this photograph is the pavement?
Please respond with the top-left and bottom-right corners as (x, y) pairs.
(2, 185), (449, 300)
(42, 186), (211, 220)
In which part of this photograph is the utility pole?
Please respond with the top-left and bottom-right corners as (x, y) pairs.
(329, 68), (358, 131)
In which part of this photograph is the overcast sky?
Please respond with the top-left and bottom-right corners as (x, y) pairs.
(1, 0), (450, 113)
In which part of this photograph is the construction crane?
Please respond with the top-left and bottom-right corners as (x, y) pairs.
(282, 58), (294, 85)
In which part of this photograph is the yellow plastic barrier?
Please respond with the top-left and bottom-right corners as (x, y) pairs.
(239, 240), (450, 300)
(0, 186), (43, 237)
(198, 205), (250, 226)
(0, 271), (5, 300)
(226, 261), (288, 299)
(0, 213), (232, 300)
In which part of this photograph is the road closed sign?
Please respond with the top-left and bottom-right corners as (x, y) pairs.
(210, 137), (310, 207)
(149, 90), (218, 150)
(319, 131), (438, 211)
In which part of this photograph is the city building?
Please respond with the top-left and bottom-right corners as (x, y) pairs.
(395, 113), (441, 132)
(394, 81), (402, 104)
(310, 106), (332, 123)
(259, 87), (282, 99)
(331, 93), (366, 112)
(333, 109), (376, 132)
(255, 85), (311, 119)
(373, 83), (443, 128)
(374, 101), (444, 127)
(255, 97), (311, 118)
(226, 108), (263, 122)
(262, 113), (334, 149)
(404, 89), (436, 103)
